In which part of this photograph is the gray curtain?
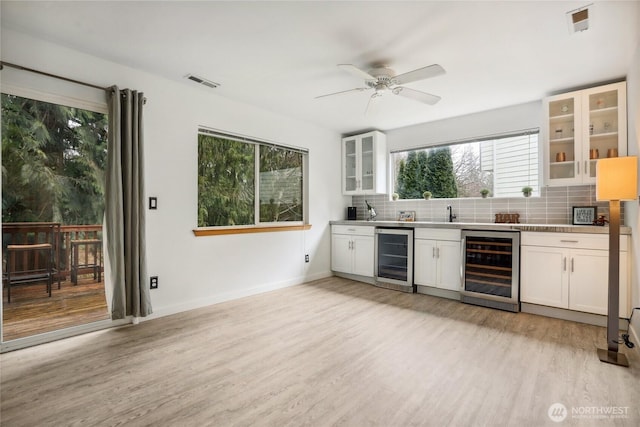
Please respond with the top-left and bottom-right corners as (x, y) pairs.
(105, 86), (152, 319)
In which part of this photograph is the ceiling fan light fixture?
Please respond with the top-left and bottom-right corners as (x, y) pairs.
(318, 62), (444, 108)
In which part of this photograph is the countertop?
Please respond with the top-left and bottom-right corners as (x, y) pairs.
(330, 220), (632, 235)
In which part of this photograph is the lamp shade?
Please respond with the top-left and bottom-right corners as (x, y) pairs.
(596, 156), (638, 201)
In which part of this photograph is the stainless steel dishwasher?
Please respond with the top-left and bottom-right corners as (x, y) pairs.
(461, 229), (520, 312)
(375, 228), (414, 293)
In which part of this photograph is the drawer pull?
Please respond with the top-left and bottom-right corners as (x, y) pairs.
(347, 228), (356, 232)
(560, 240), (579, 243)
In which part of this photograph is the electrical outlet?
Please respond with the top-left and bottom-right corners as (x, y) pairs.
(150, 276), (158, 289)
(305, 254), (310, 263)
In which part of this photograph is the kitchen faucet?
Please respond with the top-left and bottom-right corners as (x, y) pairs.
(447, 205), (456, 223)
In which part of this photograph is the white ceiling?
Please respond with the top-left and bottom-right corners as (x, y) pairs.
(2, 1), (638, 134)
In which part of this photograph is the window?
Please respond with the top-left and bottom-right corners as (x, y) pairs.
(197, 129), (306, 227)
(391, 129), (539, 199)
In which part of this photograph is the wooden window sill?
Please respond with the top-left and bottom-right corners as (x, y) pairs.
(193, 224), (312, 237)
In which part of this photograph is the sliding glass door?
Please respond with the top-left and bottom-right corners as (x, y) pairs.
(1, 92), (110, 343)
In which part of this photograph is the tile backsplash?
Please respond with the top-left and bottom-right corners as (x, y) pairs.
(351, 185), (621, 225)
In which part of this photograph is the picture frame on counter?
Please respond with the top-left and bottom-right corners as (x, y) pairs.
(398, 210), (416, 222)
(572, 206), (597, 225)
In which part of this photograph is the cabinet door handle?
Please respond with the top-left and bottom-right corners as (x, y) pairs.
(349, 240), (352, 250)
(585, 160), (588, 174)
(571, 257), (574, 273)
(560, 240), (578, 243)
(576, 161), (580, 175)
(563, 257), (567, 271)
(437, 247), (440, 258)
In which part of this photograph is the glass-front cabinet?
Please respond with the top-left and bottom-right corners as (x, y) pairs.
(544, 82), (627, 186)
(342, 131), (387, 195)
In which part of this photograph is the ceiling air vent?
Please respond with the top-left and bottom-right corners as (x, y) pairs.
(185, 74), (220, 89)
(567, 4), (591, 33)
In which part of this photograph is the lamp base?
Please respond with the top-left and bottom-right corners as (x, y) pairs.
(597, 348), (629, 367)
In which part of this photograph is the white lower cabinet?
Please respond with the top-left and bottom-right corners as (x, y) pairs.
(331, 225), (374, 277)
(520, 232), (629, 317)
(414, 229), (461, 291)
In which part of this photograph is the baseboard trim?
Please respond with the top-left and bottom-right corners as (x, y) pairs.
(333, 272), (375, 285)
(521, 303), (627, 329)
(416, 285), (460, 301)
(143, 271), (333, 322)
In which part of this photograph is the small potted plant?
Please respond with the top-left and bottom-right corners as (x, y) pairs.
(423, 191), (432, 200)
(480, 189), (490, 198)
(392, 192), (399, 201)
(522, 186), (533, 197)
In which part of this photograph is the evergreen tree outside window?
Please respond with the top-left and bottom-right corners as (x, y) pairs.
(197, 130), (306, 227)
(1, 93), (108, 225)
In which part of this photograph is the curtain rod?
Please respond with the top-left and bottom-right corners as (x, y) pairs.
(0, 61), (110, 92)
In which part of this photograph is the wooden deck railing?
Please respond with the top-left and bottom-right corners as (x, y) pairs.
(3, 223), (102, 279)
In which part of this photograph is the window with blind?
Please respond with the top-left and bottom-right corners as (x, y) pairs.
(197, 129), (307, 227)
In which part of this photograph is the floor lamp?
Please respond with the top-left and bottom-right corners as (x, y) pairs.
(596, 155), (637, 367)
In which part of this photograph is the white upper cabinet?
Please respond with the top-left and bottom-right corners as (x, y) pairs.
(544, 82), (627, 186)
(342, 131), (387, 195)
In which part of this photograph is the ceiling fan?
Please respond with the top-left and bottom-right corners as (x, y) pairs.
(316, 63), (445, 113)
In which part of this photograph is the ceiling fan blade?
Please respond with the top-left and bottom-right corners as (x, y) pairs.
(365, 93), (381, 115)
(315, 87), (369, 99)
(393, 87), (441, 105)
(393, 64), (445, 85)
(337, 64), (376, 81)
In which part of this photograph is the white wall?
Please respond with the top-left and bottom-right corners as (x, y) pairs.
(625, 38), (640, 343)
(1, 29), (345, 319)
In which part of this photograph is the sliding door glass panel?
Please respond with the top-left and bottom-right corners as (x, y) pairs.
(1, 93), (109, 341)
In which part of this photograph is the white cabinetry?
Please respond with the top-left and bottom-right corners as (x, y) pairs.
(331, 225), (374, 277)
(414, 228), (461, 292)
(520, 232), (629, 317)
(342, 131), (387, 195)
(544, 82), (627, 186)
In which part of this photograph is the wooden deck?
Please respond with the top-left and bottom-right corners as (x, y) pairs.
(2, 275), (109, 341)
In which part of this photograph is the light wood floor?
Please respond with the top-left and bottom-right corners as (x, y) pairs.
(1, 277), (639, 426)
(2, 278), (109, 341)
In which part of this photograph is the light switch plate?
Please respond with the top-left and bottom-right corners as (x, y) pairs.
(149, 197), (157, 210)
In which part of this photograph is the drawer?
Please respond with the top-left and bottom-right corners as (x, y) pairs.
(414, 228), (461, 241)
(521, 232), (628, 251)
(332, 225), (375, 236)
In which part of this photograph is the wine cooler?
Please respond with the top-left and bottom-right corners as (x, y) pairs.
(375, 228), (414, 293)
(461, 230), (520, 312)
